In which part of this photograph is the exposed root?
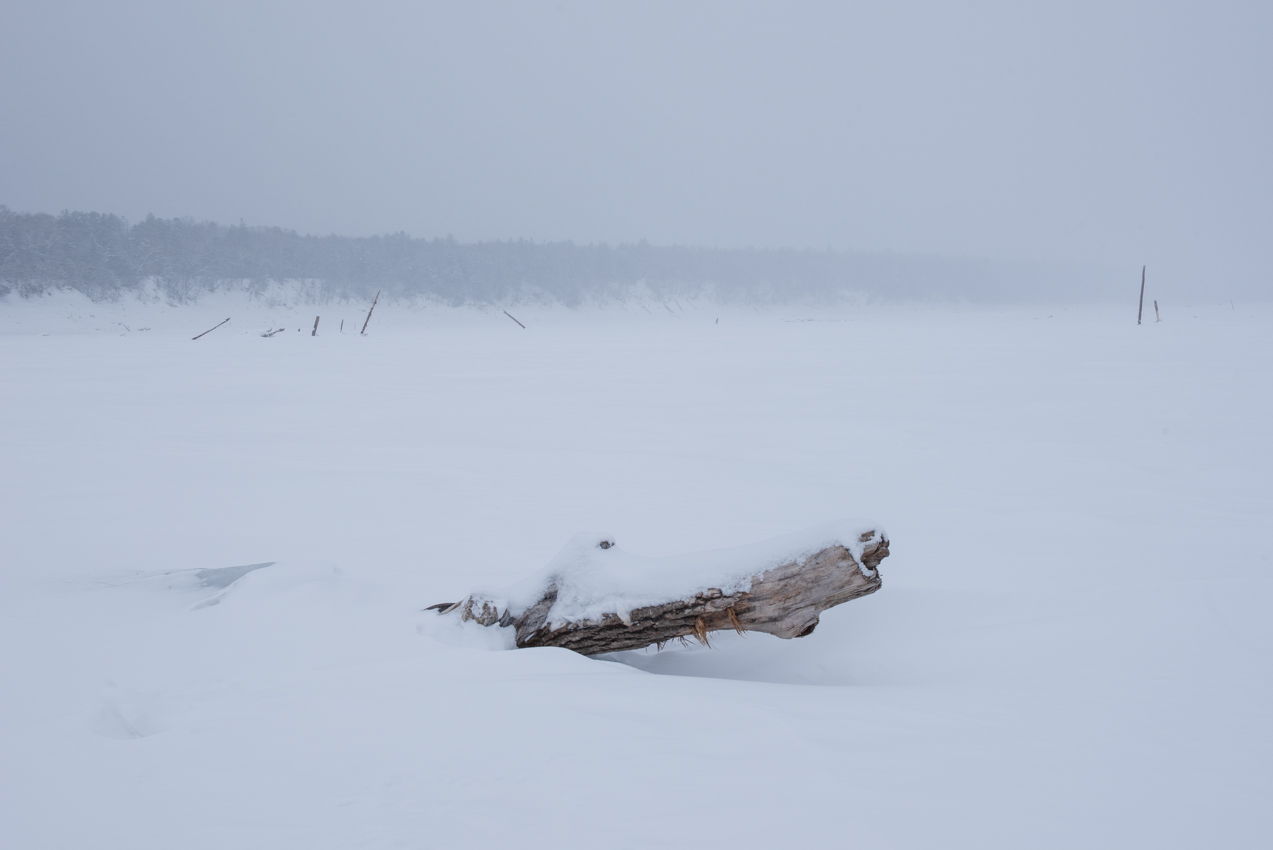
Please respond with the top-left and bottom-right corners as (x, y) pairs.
(692, 616), (711, 647)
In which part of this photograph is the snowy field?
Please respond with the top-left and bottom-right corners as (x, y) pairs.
(2, 291), (1270, 849)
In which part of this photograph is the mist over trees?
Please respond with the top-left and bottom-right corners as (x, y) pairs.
(0, 206), (1104, 304)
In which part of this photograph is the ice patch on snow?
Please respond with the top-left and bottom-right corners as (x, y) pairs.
(188, 561), (345, 613)
(195, 562), (275, 588)
(189, 562), (278, 608)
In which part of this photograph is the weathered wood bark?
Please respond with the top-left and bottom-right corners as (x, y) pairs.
(433, 533), (889, 656)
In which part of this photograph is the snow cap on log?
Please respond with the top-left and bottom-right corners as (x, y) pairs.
(438, 520), (890, 656)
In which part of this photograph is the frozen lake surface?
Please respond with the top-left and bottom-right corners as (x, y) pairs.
(2, 292), (1270, 848)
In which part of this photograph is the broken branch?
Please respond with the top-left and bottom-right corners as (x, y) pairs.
(193, 318), (230, 340)
(361, 290), (381, 335)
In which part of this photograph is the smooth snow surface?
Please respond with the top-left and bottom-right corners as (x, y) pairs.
(2, 291), (1270, 849)
(461, 520), (883, 629)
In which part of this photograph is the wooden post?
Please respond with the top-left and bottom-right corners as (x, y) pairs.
(503, 310), (526, 329)
(1138, 265), (1145, 325)
(192, 318), (230, 340)
(312, 316), (320, 336)
(361, 290), (381, 335)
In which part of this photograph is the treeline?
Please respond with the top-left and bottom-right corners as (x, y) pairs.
(0, 206), (1099, 304)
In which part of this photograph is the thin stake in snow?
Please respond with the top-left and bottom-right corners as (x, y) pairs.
(1138, 265), (1146, 325)
(361, 290), (381, 335)
(312, 316), (320, 336)
(192, 318), (230, 340)
(503, 310), (526, 329)
(1154, 301), (1161, 322)
(340, 319), (344, 332)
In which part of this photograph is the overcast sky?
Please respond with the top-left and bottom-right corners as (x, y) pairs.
(2, 1), (1269, 297)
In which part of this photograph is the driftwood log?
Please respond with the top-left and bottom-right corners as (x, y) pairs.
(430, 530), (889, 656)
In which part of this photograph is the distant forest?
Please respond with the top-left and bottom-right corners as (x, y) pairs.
(0, 206), (1101, 304)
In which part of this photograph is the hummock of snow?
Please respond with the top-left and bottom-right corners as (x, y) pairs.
(465, 520), (884, 629)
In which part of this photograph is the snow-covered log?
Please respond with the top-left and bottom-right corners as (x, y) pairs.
(429, 521), (890, 655)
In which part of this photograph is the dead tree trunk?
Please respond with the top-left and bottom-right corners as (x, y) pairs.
(433, 531), (889, 656)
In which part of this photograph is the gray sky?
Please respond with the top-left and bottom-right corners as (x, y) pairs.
(2, 1), (1270, 297)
